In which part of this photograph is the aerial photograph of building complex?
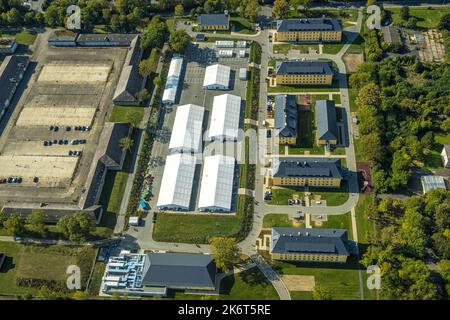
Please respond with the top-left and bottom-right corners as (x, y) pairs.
(0, 0), (449, 309)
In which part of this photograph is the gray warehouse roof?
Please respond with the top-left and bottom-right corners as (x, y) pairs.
(273, 157), (342, 179)
(77, 33), (139, 46)
(316, 100), (338, 142)
(198, 14), (229, 26)
(274, 95), (298, 138)
(143, 252), (216, 289)
(276, 18), (342, 32)
(276, 60), (333, 76)
(271, 227), (350, 256)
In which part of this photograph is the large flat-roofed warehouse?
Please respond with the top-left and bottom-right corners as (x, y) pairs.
(274, 94), (298, 145)
(101, 251), (217, 297)
(269, 228), (350, 263)
(113, 35), (143, 105)
(315, 99), (338, 146)
(169, 104), (205, 153)
(275, 60), (333, 85)
(156, 153), (197, 211)
(0, 41), (133, 223)
(275, 18), (342, 42)
(208, 94), (242, 141)
(197, 13), (230, 31)
(0, 55), (29, 121)
(162, 55), (184, 105)
(198, 155), (235, 212)
(203, 64), (231, 90)
(272, 157), (342, 187)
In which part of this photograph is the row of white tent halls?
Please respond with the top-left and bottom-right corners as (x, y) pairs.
(156, 93), (241, 212)
(156, 154), (235, 212)
(162, 56), (183, 105)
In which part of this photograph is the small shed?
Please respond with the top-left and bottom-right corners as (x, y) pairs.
(129, 216), (141, 226)
(239, 68), (247, 80)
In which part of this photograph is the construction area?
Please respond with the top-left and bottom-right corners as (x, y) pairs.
(0, 43), (130, 219)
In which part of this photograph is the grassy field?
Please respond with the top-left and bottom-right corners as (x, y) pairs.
(0, 243), (96, 296)
(153, 195), (252, 244)
(273, 43), (319, 54)
(388, 7), (450, 29)
(423, 133), (450, 168)
(268, 183), (349, 207)
(109, 105), (145, 123)
(12, 30), (37, 45)
(314, 212), (353, 240)
(230, 17), (257, 35)
(267, 254), (363, 300)
(263, 214), (293, 228)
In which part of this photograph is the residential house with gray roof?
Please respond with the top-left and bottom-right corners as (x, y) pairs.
(198, 14), (230, 31)
(315, 99), (338, 147)
(275, 18), (342, 42)
(270, 227), (350, 263)
(275, 60), (334, 85)
(274, 95), (298, 145)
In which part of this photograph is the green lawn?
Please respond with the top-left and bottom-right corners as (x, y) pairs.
(13, 30), (37, 45)
(388, 7), (450, 29)
(322, 34), (348, 55)
(314, 212), (353, 240)
(268, 254), (363, 300)
(109, 106), (145, 123)
(268, 183), (349, 207)
(424, 133), (450, 168)
(230, 17), (257, 35)
(153, 195), (252, 244)
(0, 243), (96, 296)
(346, 34), (365, 55)
(263, 214), (293, 228)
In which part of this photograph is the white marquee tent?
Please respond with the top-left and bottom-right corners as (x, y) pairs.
(208, 93), (241, 141)
(169, 104), (205, 153)
(162, 56), (183, 104)
(203, 64), (231, 90)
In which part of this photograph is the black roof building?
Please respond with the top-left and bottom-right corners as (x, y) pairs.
(271, 227), (350, 256)
(0, 55), (29, 117)
(198, 14), (229, 27)
(143, 252), (217, 290)
(76, 33), (139, 46)
(276, 60), (333, 76)
(315, 100), (338, 143)
(273, 157), (342, 179)
(276, 18), (342, 33)
(274, 95), (298, 139)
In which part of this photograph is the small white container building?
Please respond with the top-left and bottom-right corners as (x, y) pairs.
(128, 216), (141, 226)
(239, 68), (247, 80)
(236, 41), (247, 48)
(239, 50), (246, 58)
(215, 40), (234, 48)
(218, 50), (233, 58)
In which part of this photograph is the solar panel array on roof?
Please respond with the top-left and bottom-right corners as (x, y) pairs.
(169, 104), (205, 153)
(198, 155), (235, 212)
(156, 153), (197, 210)
(208, 94), (241, 141)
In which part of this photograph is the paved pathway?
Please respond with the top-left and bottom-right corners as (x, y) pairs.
(251, 254), (291, 300)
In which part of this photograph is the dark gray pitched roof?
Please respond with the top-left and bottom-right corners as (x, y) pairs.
(142, 253), (216, 289)
(48, 30), (78, 42)
(274, 95), (298, 138)
(271, 227), (350, 256)
(98, 122), (131, 167)
(77, 33), (139, 46)
(113, 35), (143, 104)
(381, 26), (400, 44)
(276, 60), (333, 76)
(0, 55), (29, 110)
(273, 157), (342, 179)
(315, 100), (338, 142)
(198, 14), (229, 27)
(276, 18), (342, 32)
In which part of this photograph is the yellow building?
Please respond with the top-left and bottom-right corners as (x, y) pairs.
(272, 157), (342, 188)
(275, 60), (334, 86)
(198, 14), (230, 31)
(275, 18), (342, 43)
(269, 228), (350, 263)
(274, 94), (298, 145)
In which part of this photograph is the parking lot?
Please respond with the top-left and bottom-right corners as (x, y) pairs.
(0, 44), (126, 205)
(149, 41), (250, 213)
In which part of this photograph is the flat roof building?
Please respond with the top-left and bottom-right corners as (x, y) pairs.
(76, 33), (138, 46)
(275, 60), (333, 86)
(208, 94), (242, 141)
(101, 251), (217, 297)
(0, 55), (29, 121)
(272, 157), (342, 188)
(203, 64), (231, 90)
(162, 56), (184, 105)
(157, 153), (197, 211)
(274, 95), (298, 145)
(198, 14), (229, 31)
(315, 100), (338, 146)
(198, 155), (235, 212)
(169, 104), (205, 153)
(270, 227), (350, 263)
(421, 176), (447, 194)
